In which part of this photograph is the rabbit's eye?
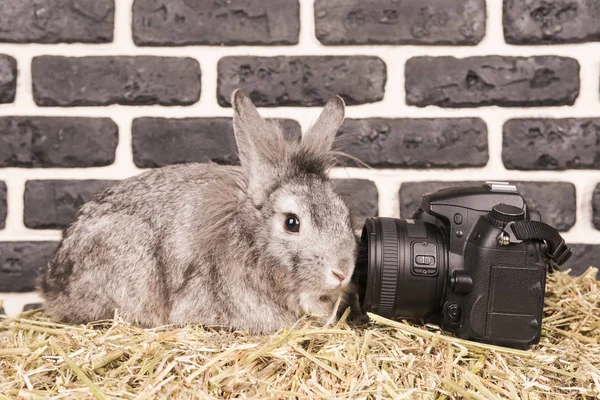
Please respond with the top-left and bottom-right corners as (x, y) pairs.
(284, 214), (300, 233)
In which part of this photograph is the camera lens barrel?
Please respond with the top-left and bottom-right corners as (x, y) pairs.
(353, 217), (447, 320)
(358, 218), (400, 317)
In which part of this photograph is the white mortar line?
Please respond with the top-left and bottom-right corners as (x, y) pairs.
(1, 292), (43, 315)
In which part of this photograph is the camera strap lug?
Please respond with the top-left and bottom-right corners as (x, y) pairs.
(497, 221), (523, 246)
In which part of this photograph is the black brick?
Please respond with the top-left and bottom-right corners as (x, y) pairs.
(133, 118), (300, 168)
(32, 56), (201, 107)
(0, 117), (118, 168)
(335, 118), (488, 168)
(0, 182), (5, 229)
(217, 56), (386, 107)
(0, 242), (58, 292)
(0, 0), (114, 43)
(133, 0), (299, 46)
(511, 182), (576, 232)
(0, 55), (16, 104)
(593, 184), (600, 230)
(405, 56), (580, 108)
(503, 119), (600, 170)
(566, 245), (600, 278)
(24, 180), (116, 230)
(22, 303), (43, 312)
(399, 181), (576, 232)
(503, 0), (600, 45)
(332, 179), (378, 230)
(315, 0), (485, 45)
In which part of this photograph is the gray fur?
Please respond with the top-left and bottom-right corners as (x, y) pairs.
(39, 90), (363, 333)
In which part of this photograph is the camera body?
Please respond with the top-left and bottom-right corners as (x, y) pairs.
(412, 182), (549, 349)
(354, 182), (570, 349)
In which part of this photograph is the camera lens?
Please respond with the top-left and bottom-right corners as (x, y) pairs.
(352, 217), (447, 319)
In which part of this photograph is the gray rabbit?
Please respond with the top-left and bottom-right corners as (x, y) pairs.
(39, 90), (365, 333)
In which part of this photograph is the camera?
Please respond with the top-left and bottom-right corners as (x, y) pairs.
(352, 182), (571, 349)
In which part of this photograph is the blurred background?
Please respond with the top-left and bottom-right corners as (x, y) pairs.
(0, 0), (599, 315)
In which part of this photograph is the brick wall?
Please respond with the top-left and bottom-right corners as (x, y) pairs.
(1, 0), (600, 315)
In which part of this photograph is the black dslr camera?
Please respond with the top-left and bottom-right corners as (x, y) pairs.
(352, 182), (571, 349)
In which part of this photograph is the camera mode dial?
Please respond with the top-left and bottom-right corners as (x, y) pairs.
(487, 204), (525, 229)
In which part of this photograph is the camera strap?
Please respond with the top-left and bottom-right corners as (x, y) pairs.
(504, 220), (572, 269)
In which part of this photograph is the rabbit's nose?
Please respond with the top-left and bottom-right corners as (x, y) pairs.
(332, 269), (346, 283)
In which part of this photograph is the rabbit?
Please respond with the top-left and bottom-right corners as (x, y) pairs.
(39, 89), (367, 334)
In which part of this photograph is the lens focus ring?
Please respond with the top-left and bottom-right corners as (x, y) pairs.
(378, 218), (399, 317)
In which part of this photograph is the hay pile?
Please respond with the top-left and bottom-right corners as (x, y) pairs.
(1, 268), (599, 399)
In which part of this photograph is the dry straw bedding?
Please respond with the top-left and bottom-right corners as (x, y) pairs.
(1, 268), (599, 399)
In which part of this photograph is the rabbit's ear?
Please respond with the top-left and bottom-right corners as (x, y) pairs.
(302, 96), (345, 153)
(231, 89), (286, 205)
